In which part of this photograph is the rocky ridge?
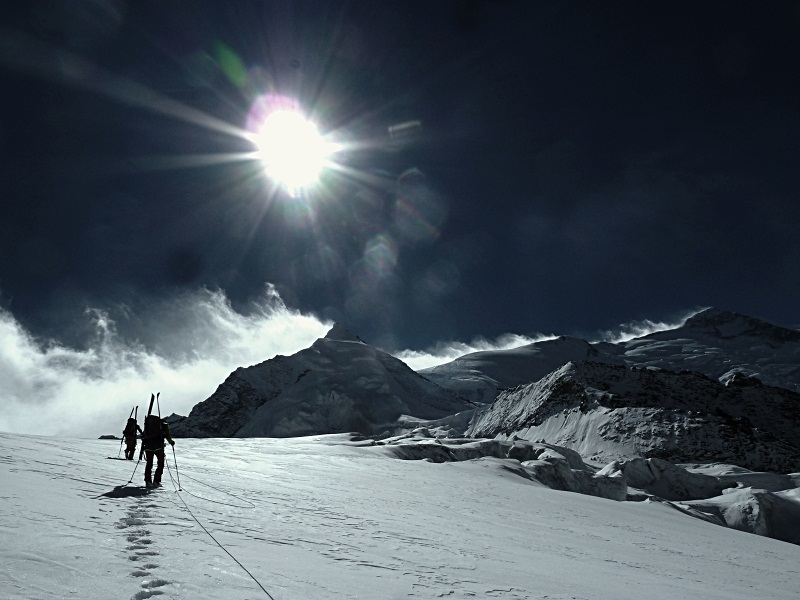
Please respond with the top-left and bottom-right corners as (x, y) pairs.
(465, 360), (800, 472)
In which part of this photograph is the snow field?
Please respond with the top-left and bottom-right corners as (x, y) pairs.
(2, 432), (799, 599)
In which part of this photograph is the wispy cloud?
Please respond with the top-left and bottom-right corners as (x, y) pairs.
(593, 308), (705, 344)
(394, 333), (556, 371)
(0, 285), (330, 438)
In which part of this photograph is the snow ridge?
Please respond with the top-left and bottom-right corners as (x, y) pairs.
(466, 361), (800, 472)
(427, 307), (800, 396)
(682, 307), (800, 343)
(419, 335), (621, 402)
(170, 326), (472, 438)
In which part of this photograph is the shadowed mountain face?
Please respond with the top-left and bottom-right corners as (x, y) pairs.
(466, 361), (800, 473)
(419, 336), (622, 403)
(680, 308), (800, 344)
(426, 308), (800, 397)
(170, 325), (473, 438)
(612, 308), (800, 392)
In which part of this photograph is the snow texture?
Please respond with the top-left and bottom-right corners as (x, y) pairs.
(419, 335), (621, 403)
(170, 324), (472, 438)
(2, 432), (800, 600)
(612, 308), (800, 393)
(466, 361), (800, 472)
(431, 308), (800, 396)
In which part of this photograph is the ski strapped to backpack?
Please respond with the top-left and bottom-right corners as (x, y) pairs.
(118, 405), (135, 457)
(137, 393), (158, 459)
(141, 393), (165, 451)
(130, 392), (160, 482)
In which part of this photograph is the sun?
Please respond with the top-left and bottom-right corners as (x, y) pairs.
(253, 109), (334, 195)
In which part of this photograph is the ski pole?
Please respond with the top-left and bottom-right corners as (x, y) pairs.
(127, 458), (141, 484)
(172, 445), (181, 491)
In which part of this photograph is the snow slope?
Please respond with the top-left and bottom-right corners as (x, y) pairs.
(170, 325), (472, 438)
(610, 308), (800, 393)
(419, 336), (621, 402)
(3, 432), (800, 600)
(427, 308), (800, 397)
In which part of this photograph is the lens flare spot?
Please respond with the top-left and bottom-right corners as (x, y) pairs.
(394, 168), (446, 243)
(364, 234), (398, 279)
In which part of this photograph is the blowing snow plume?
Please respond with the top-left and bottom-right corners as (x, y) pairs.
(395, 332), (556, 371)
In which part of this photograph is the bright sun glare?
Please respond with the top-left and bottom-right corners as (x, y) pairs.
(254, 110), (333, 195)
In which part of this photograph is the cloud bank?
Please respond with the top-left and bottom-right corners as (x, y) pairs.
(0, 285), (331, 438)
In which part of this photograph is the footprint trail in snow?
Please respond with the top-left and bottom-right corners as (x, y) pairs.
(114, 495), (173, 599)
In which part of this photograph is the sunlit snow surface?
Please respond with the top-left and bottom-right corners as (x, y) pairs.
(2, 433), (799, 600)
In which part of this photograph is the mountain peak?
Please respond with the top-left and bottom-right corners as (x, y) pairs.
(323, 323), (365, 343)
(684, 307), (744, 326)
(683, 308), (800, 343)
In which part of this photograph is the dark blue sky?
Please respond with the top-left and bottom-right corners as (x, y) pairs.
(1, 1), (799, 352)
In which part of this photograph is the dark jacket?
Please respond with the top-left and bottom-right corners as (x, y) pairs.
(123, 420), (142, 440)
(142, 417), (175, 451)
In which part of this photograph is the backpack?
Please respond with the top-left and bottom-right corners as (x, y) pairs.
(142, 414), (163, 448)
(123, 418), (137, 436)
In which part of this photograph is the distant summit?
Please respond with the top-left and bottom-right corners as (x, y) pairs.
(170, 328), (472, 438)
(680, 307), (800, 344)
(425, 308), (800, 396)
(618, 307), (800, 391)
(323, 323), (365, 343)
(420, 335), (620, 403)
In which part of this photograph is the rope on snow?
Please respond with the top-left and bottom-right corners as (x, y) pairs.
(164, 453), (276, 599)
